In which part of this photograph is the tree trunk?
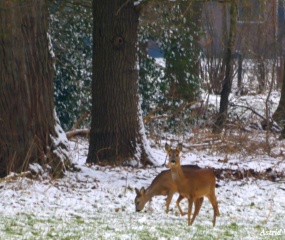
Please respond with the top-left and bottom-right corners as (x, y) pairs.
(87, 0), (154, 166)
(273, 59), (285, 136)
(212, 0), (237, 134)
(0, 0), (69, 178)
(237, 52), (243, 89)
(257, 59), (266, 94)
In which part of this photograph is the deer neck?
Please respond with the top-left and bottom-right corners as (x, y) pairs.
(170, 164), (185, 182)
(145, 186), (155, 199)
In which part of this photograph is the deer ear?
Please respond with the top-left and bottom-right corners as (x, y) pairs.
(165, 143), (170, 151)
(177, 143), (183, 152)
(140, 187), (146, 194)
(135, 188), (140, 195)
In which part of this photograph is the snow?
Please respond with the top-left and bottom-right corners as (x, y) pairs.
(135, 95), (159, 166)
(1, 77), (285, 238)
(0, 133), (285, 239)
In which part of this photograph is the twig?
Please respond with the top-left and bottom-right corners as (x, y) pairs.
(71, 111), (90, 131)
(116, 0), (131, 15)
(143, 107), (162, 124)
(262, 199), (273, 225)
(229, 103), (282, 131)
(144, 101), (197, 124)
(0, 172), (31, 183)
(96, 147), (111, 163)
(66, 129), (90, 139)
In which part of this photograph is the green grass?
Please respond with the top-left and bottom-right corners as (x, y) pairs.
(0, 212), (284, 240)
(1, 193), (285, 240)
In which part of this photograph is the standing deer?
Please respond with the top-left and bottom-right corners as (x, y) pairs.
(135, 165), (204, 216)
(165, 143), (220, 226)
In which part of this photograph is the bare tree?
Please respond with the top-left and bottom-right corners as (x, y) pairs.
(272, 1), (285, 138)
(273, 59), (285, 138)
(212, 0), (237, 134)
(87, 0), (154, 166)
(0, 0), (69, 177)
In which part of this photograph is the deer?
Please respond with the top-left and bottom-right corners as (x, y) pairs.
(165, 143), (220, 226)
(135, 165), (204, 217)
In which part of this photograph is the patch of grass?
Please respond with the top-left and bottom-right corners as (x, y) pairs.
(0, 212), (284, 240)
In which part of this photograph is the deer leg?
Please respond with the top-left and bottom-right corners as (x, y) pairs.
(190, 197), (204, 225)
(187, 198), (194, 226)
(176, 195), (186, 216)
(207, 193), (219, 227)
(165, 192), (174, 214)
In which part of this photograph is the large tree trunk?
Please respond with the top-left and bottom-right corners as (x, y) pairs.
(212, 0), (237, 134)
(87, 0), (154, 165)
(0, 0), (69, 178)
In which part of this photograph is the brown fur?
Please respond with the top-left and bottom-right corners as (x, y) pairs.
(165, 143), (220, 226)
(135, 165), (203, 215)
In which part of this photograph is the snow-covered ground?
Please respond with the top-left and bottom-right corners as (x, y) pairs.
(0, 134), (285, 240)
(0, 88), (285, 239)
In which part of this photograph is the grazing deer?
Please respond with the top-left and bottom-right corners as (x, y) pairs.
(165, 143), (220, 226)
(135, 165), (204, 216)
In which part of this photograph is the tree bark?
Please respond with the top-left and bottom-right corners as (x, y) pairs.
(0, 0), (69, 177)
(212, 0), (237, 134)
(273, 59), (285, 138)
(87, 0), (154, 166)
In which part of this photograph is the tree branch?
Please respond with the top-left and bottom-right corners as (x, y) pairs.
(66, 129), (90, 139)
(229, 103), (282, 131)
(71, 111), (90, 131)
(143, 101), (198, 124)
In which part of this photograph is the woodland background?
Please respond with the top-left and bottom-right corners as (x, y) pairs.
(1, 1), (285, 239)
(1, 0), (285, 177)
